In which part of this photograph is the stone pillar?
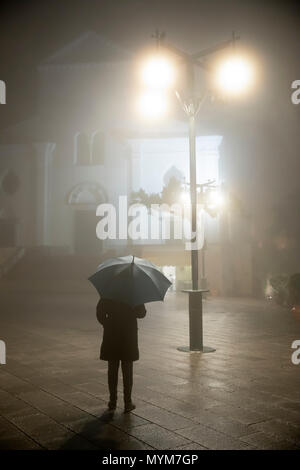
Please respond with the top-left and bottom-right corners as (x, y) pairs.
(33, 142), (56, 246)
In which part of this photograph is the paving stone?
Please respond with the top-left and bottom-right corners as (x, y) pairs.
(45, 433), (98, 450)
(250, 419), (300, 444)
(0, 372), (36, 394)
(132, 403), (194, 431)
(176, 424), (254, 450)
(0, 394), (40, 420)
(40, 381), (79, 396)
(9, 412), (73, 446)
(114, 437), (153, 450)
(255, 406), (300, 425)
(70, 418), (136, 449)
(73, 380), (108, 398)
(192, 409), (257, 438)
(0, 416), (42, 449)
(278, 401), (300, 413)
(18, 389), (67, 411)
(0, 437), (42, 450)
(133, 386), (208, 420)
(240, 431), (299, 450)
(129, 423), (191, 449)
(42, 403), (93, 425)
(54, 390), (106, 414)
(109, 411), (150, 432)
(208, 404), (268, 425)
(174, 443), (208, 450)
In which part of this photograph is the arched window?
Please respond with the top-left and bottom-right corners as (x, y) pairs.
(66, 181), (107, 206)
(91, 131), (105, 165)
(74, 132), (90, 165)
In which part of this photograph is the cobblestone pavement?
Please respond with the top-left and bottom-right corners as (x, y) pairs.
(0, 282), (299, 450)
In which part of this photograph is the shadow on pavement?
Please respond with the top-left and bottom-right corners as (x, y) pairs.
(59, 409), (121, 450)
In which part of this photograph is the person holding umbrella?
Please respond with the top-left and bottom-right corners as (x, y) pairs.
(89, 255), (171, 413)
(96, 298), (146, 412)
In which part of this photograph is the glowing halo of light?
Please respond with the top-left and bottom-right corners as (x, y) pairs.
(140, 56), (175, 89)
(215, 56), (254, 95)
(137, 90), (168, 118)
(207, 190), (226, 209)
(180, 191), (190, 205)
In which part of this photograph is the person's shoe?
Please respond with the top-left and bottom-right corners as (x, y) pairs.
(124, 401), (136, 413)
(108, 400), (117, 411)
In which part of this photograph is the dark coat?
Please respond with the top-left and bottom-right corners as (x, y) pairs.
(96, 298), (146, 361)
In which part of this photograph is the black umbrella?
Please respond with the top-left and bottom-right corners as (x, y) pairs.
(88, 255), (171, 307)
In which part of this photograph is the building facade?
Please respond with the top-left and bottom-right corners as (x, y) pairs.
(0, 32), (253, 295)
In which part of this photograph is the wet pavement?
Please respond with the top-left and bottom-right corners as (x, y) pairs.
(0, 282), (299, 450)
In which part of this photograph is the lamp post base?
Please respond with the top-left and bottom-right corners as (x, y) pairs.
(179, 289), (216, 353)
(177, 346), (216, 353)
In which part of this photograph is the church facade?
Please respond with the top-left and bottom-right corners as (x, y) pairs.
(0, 32), (253, 295)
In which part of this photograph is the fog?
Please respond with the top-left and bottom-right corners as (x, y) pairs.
(0, 0), (299, 298)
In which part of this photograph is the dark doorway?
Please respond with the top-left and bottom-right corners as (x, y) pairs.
(74, 210), (102, 254)
(0, 219), (17, 246)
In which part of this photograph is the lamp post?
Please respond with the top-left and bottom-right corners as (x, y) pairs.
(180, 179), (225, 351)
(138, 30), (254, 353)
(182, 179), (221, 291)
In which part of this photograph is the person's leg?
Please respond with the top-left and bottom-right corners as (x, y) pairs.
(107, 360), (119, 409)
(121, 361), (135, 412)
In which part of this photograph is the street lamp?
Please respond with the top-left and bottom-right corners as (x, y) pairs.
(215, 56), (254, 96)
(138, 31), (255, 353)
(207, 188), (227, 209)
(137, 53), (176, 118)
(140, 55), (176, 89)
